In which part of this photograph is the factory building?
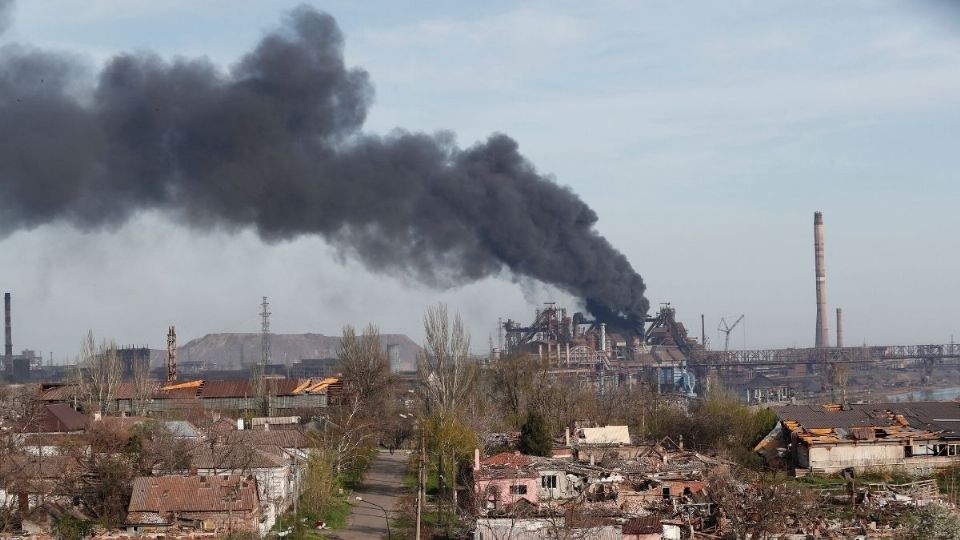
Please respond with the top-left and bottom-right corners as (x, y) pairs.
(38, 376), (341, 415)
(494, 303), (701, 395)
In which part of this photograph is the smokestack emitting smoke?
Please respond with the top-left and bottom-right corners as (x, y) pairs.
(814, 212), (829, 348)
(0, 4), (649, 329)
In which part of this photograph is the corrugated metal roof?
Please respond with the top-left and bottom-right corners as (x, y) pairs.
(128, 475), (258, 514)
(623, 516), (660, 535)
(777, 402), (958, 444)
(231, 429), (309, 449)
(189, 446), (288, 469)
(27, 404), (89, 433)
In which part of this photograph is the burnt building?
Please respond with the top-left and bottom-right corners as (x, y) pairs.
(758, 402), (960, 475)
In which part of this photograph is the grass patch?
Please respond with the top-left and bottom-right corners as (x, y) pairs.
(400, 454), (440, 494)
(316, 499), (352, 529)
(788, 474), (845, 487)
(272, 499), (352, 539)
(392, 509), (464, 540)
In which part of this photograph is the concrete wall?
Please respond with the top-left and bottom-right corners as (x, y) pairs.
(536, 469), (579, 500)
(806, 442), (960, 474)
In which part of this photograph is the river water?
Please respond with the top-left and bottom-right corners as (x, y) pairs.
(887, 386), (960, 402)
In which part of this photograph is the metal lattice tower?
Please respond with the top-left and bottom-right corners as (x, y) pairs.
(260, 296), (271, 368)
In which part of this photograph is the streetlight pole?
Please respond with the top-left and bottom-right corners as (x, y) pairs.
(355, 497), (391, 540)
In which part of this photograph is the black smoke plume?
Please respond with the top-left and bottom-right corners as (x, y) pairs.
(0, 5), (649, 328)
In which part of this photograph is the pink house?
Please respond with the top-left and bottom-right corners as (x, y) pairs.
(472, 450), (540, 510)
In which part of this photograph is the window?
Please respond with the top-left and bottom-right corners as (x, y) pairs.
(509, 484), (528, 495)
(541, 475), (557, 489)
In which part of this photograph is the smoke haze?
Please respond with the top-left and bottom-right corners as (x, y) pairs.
(0, 0), (11, 34)
(0, 5), (649, 327)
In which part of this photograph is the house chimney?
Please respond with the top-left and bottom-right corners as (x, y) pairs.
(474, 448), (480, 471)
(814, 212), (830, 348)
(836, 308), (844, 348)
(4, 293), (11, 367)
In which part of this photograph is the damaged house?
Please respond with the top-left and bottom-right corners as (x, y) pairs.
(758, 402), (960, 475)
(126, 475), (262, 535)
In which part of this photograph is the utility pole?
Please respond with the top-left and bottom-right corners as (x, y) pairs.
(416, 429), (423, 540)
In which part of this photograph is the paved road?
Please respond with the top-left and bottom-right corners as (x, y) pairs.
(336, 450), (408, 539)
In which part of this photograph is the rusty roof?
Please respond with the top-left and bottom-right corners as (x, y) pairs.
(40, 377), (337, 403)
(128, 475), (258, 515)
(23, 404), (90, 433)
(623, 516), (660, 535)
(0, 453), (80, 480)
(481, 451), (532, 468)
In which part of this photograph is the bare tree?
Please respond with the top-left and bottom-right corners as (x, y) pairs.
(338, 324), (392, 406)
(76, 331), (123, 415)
(417, 303), (475, 416)
(131, 354), (153, 416)
(830, 363), (850, 405)
(319, 392), (376, 476)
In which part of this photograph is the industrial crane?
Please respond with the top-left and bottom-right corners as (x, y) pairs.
(717, 315), (744, 352)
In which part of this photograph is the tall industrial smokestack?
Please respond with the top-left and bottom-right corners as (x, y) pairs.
(814, 212), (829, 348)
(836, 308), (843, 349)
(4, 293), (11, 364)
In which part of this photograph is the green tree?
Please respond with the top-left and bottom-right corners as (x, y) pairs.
(51, 515), (93, 540)
(518, 411), (552, 456)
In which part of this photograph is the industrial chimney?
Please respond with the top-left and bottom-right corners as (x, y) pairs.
(4, 293), (11, 369)
(836, 308), (843, 349)
(814, 212), (830, 348)
(166, 326), (177, 383)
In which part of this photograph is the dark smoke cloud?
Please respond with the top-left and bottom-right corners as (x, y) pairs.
(0, 5), (649, 328)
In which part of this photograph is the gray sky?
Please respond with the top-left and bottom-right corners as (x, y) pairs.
(2, 0), (959, 361)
